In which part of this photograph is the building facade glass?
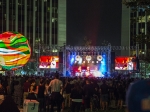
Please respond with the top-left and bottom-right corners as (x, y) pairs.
(0, 0), (66, 56)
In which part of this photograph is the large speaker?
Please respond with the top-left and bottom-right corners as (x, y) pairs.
(59, 52), (63, 63)
(111, 52), (115, 64)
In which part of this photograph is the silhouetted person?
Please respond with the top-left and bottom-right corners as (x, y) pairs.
(126, 79), (150, 112)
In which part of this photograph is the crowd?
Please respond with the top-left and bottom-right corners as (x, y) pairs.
(0, 73), (142, 112)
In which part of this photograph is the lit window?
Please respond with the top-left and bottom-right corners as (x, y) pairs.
(35, 7), (37, 11)
(52, 18), (55, 22)
(52, 18), (57, 22)
(52, 49), (58, 52)
(4, 14), (6, 19)
(48, 7), (50, 11)
(18, 3), (21, 5)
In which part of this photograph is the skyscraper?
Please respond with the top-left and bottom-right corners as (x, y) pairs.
(121, 2), (150, 57)
(121, 4), (130, 56)
(0, 0), (66, 54)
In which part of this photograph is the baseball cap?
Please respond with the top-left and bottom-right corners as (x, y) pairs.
(126, 79), (150, 112)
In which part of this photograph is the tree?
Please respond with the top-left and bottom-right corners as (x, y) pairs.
(22, 61), (37, 75)
(83, 36), (92, 46)
(101, 40), (109, 46)
(123, 0), (150, 8)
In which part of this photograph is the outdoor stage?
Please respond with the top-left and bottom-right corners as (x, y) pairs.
(66, 54), (107, 77)
(64, 45), (111, 77)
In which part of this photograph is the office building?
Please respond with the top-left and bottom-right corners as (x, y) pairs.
(0, 0), (66, 54)
(121, 2), (150, 56)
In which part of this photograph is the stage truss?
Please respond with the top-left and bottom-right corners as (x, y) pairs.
(63, 45), (111, 76)
(62, 44), (137, 76)
(34, 44), (137, 76)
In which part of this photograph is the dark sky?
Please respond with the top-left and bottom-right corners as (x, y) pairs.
(67, 0), (122, 46)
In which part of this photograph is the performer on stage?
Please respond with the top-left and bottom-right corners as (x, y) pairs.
(93, 66), (104, 77)
(127, 59), (133, 70)
(50, 57), (56, 68)
(39, 62), (47, 68)
(85, 66), (90, 76)
(122, 58), (128, 70)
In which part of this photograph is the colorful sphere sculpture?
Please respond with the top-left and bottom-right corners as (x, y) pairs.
(0, 31), (31, 70)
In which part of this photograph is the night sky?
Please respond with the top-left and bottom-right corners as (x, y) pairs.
(67, 0), (122, 46)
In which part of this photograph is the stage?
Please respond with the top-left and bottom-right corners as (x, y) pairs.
(64, 45), (111, 77)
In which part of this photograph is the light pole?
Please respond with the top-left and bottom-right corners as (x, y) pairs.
(63, 43), (66, 76)
(34, 39), (43, 75)
(136, 42), (139, 58)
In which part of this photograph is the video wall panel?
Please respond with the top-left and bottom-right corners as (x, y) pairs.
(115, 57), (137, 70)
(39, 56), (59, 69)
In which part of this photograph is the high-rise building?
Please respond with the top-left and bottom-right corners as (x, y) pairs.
(0, 0), (66, 54)
(121, 4), (130, 56)
(121, 2), (150, 57)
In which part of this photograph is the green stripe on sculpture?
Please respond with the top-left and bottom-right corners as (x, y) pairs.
(0, 31), (31, 70)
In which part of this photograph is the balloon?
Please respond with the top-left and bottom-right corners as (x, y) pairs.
(0, 31), (31, 70)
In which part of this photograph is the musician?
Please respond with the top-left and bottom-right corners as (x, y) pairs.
(50, 57), (56, 68)
(122, 58), (127, 70)
(39, 62), (47, 68)
(127, 59), (133, 70)
(85, 66), (90, 76)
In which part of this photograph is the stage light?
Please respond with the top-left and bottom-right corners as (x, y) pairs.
(67, 45), (111, 77)
(75, 55), (80, 61)
(78, 57), (82, 64)
(70, 55), (75, 65)
(100, 55), (107, 75)
(97, 55), (102, 61)
(101, 61), (104, 64)
(86, 55), (92, 63)
(72, 52), (75, 56)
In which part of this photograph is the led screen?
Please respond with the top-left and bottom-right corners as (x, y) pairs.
(68, 54), (107, 77)
(115, 57), (137, 70)
(39, 56), (59, 69)
(0, 31), (31, 70)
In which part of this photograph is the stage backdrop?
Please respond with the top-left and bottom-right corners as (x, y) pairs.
(39, 56), (59, 69)
(115, 56), (137, 70)
(67, 53), (107, 77)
